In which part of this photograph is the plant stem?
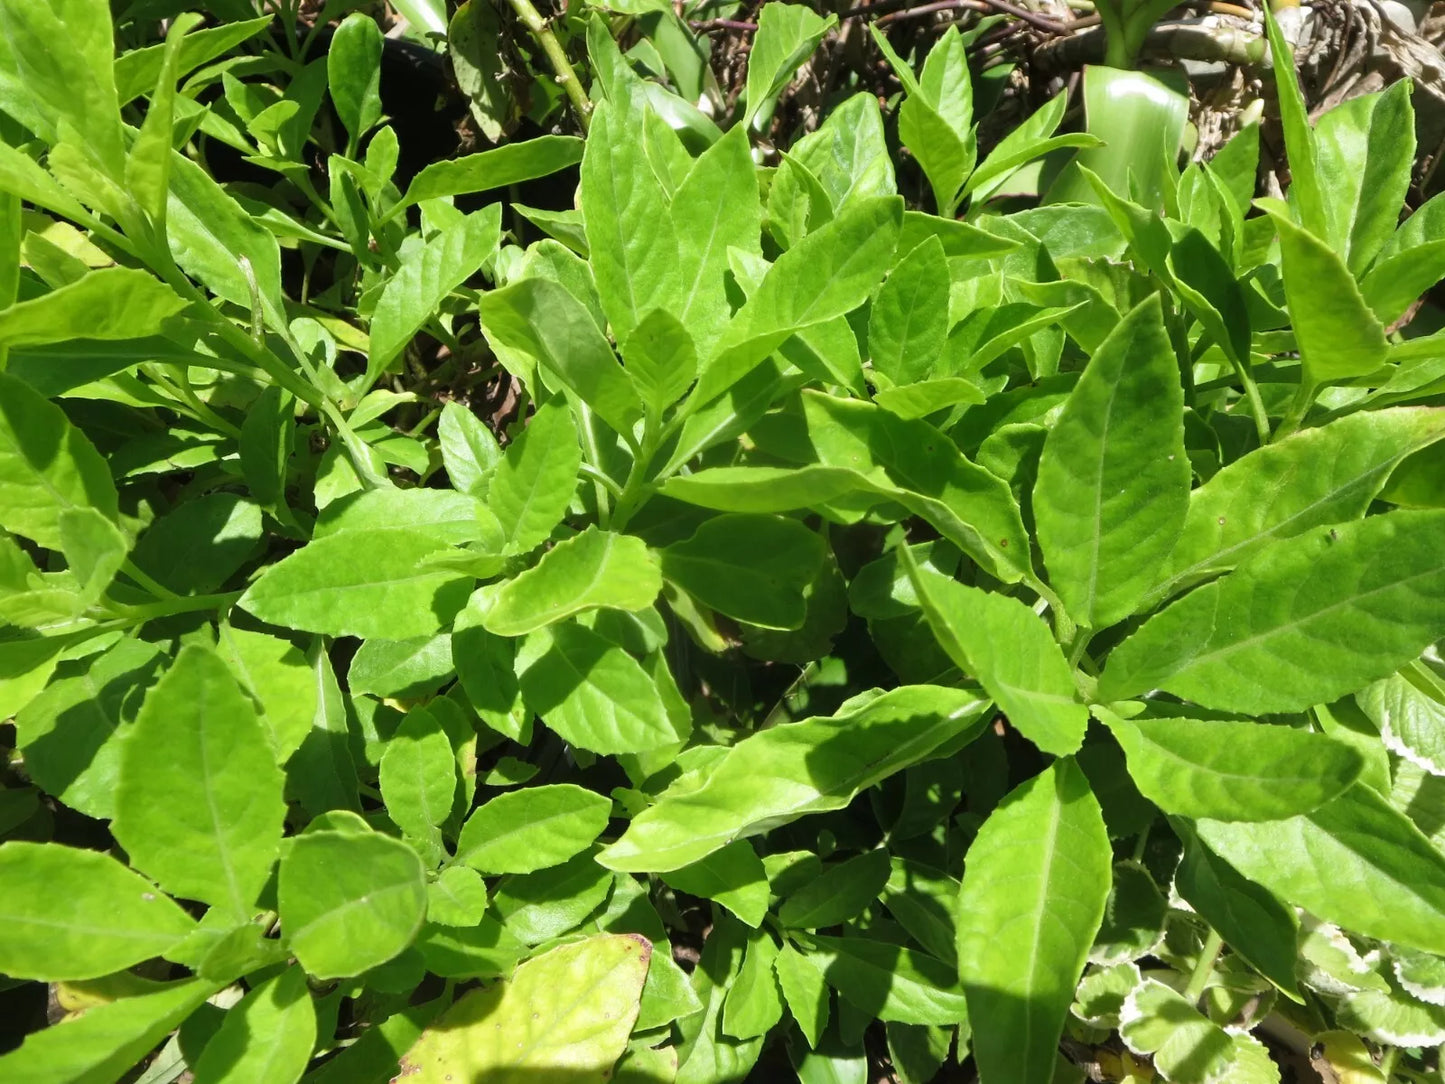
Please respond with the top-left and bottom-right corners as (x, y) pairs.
(121, 560), (179, 601)
(108, 590), (244, 625)
(1183, 929), (1225, 1004)
(1378, 1046), (1400, 1079)
(1273, 381), (1316, 442)
(505, 0), (592, 131)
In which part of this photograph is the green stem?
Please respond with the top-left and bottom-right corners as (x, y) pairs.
(505, 0), (592, 131)
(1273, 380), (1316, 442)
(1183, 929), (1225, 1004)
(107, 590), (243, 625)
(121, 560), (178, 601)
(610, 423), (662, 532)
(1378, 1046), (1399, 1079)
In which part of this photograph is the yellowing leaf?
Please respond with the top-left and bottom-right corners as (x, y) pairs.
(398, 934), (652, 1082)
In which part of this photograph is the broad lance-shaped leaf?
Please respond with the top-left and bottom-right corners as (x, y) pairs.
(0, 268), (188, 348)
(112, 645), (285, 920)
(478, 276), (642, 438)
(869, 235), (949, 385)
(398, 136), (583, 208)
(191, 965), (316, 1084)
(904, 554), (1087, 756)
(487, 400), (581, 555)
(1267, 207), (1388, 388)
(278, 827), (427, 979)
(957, 758), (1111, 1084)
(743, 2), (835, 129)
(797, 934), (969, 1026)
(456, 783), (611, 874)
(580, 97), (680, 342)
(660, 513), (824, 631)
(621, 309), (698, 417)
(1173, 825), (1302, 1000)
(327, 12), (383, 147)
(1033, 294), (1189, 629)
(799, 391), (1033, 585)
(1101, 510), (1445, 713)
(1104, 714), (1364, 821)
(1196, 784), (1445, 954)
(378, 706), (456, 860)
(662, 465), (866, 513)
(476, 528), (661, 637)
(238, 527), (471, 641)
(516, 621), (683, 755)
(599, 685), (989, 872)
(401, 935), (649, 1080)
(661, 840), (770, 928)
(1262, 4), (1328, 239)
(0, 371), (118, 551)
(671, 125), (762, 355)
(1152, 406), (1445, 603)
(367, 205), (501, 391)
(691, 196), (902, 406)
(0, 975), (221, 1084)
(0, 842), (194, 981)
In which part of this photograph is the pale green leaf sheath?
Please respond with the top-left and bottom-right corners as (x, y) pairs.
(957, 758), (1111, 1084)
(1034, 293), (1189, 629)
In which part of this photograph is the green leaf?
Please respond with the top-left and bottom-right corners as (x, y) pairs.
(348, 634), (453, 699)
(368, 206), (502, 390)
(1174, 825), (1301, 999)
(621, 308), (699, 416)
(906, 557), (1088, 756)
(279, 828), (428, 979)
(399, 136), (584, 207)
(57, 507), (127, 605)
(327, 13), (384, 148)
(0, 975), (220, 1084)
(379, 706), (457, 860)
(125, 13), (200, 225)
(516, 621), (683, 754)
(778, 849), (891, 930)
(1155, 407), (1445, 601)
(1196, 784), (1445, 954)
(743, 2), (836, 129)
(1101, 510), (1445, 713)
(957, 758), (1111, 1084)
(192, 966), (316, 1084)
(428, 865), (490, 926)
(216, 626), (317, 764)
(453, 598), (530, 740)
(1033, 294), (1189, 628)
(239, 527), (471, 640)
(1266, 207), (1389, 388)
(599, 685), (989, 872)
(775, 943), (830, 1048)
(869, 236), (949, 386)
(14, 638), (162, 820)
(477, 528), (661, 637)
(660, 513), (824, 630)
(1316, 82), (1415, 276)
(456, 784), (611, 874)
(661, 840), (770, 928)
(723, 931), (784, 1039)
(487, 400), (581, 554)
(0, 842), (193, 981)
(672, 125), (762, 354)
(1262, 5), (1327, 239)
(692, 197), (902, 405)
(800, 934), (968, 1026)
(662, 465), (866, 514)
(113, 645), (285, 920)
(490, 850), (613, 944)
(438, 401), (502, 498)
(1106, 714), (1363, 821)
(131, 492), (263, 596)
(113, 15), (272, 104)
(580, 97), (680, 342)
(398, 935), (651, 1081)
(480, 276), (643, 437)
(965, 93), (1097, 203)
(0, 371), (117, 550)
(1119, 979), (1238, 1084)
(799, 392), (1033, 585)
(873, 377), (985, 420)
(1358, 664), (1445, 775)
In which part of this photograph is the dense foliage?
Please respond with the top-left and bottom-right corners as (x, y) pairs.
(4, 1), (1445, 1081)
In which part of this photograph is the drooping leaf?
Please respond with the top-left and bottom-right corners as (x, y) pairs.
(660, 840), (770, 928)
(191, 966), (316, 1084)
(956, 758), (1111, 1084)
(1033, 294), (1189, 628)
(0, 842), (193, 981)
(399, 934), (650, 1081)
(0, 268), (188, 348)
(456, 784), (612, 874)
(723, 931), (784, 1039)
(600, 685), (989, 871)
(1104, 714), (1364, 821)
(775, 943), (830, 1048)
(278, 828), (428, 979)
(1101, 511), (1445, 713)
(660, 513), (824, 631)
(906, 557), (1087, 756)
(1196, 784), (1445, 954)
(113, 645), (285, 920)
